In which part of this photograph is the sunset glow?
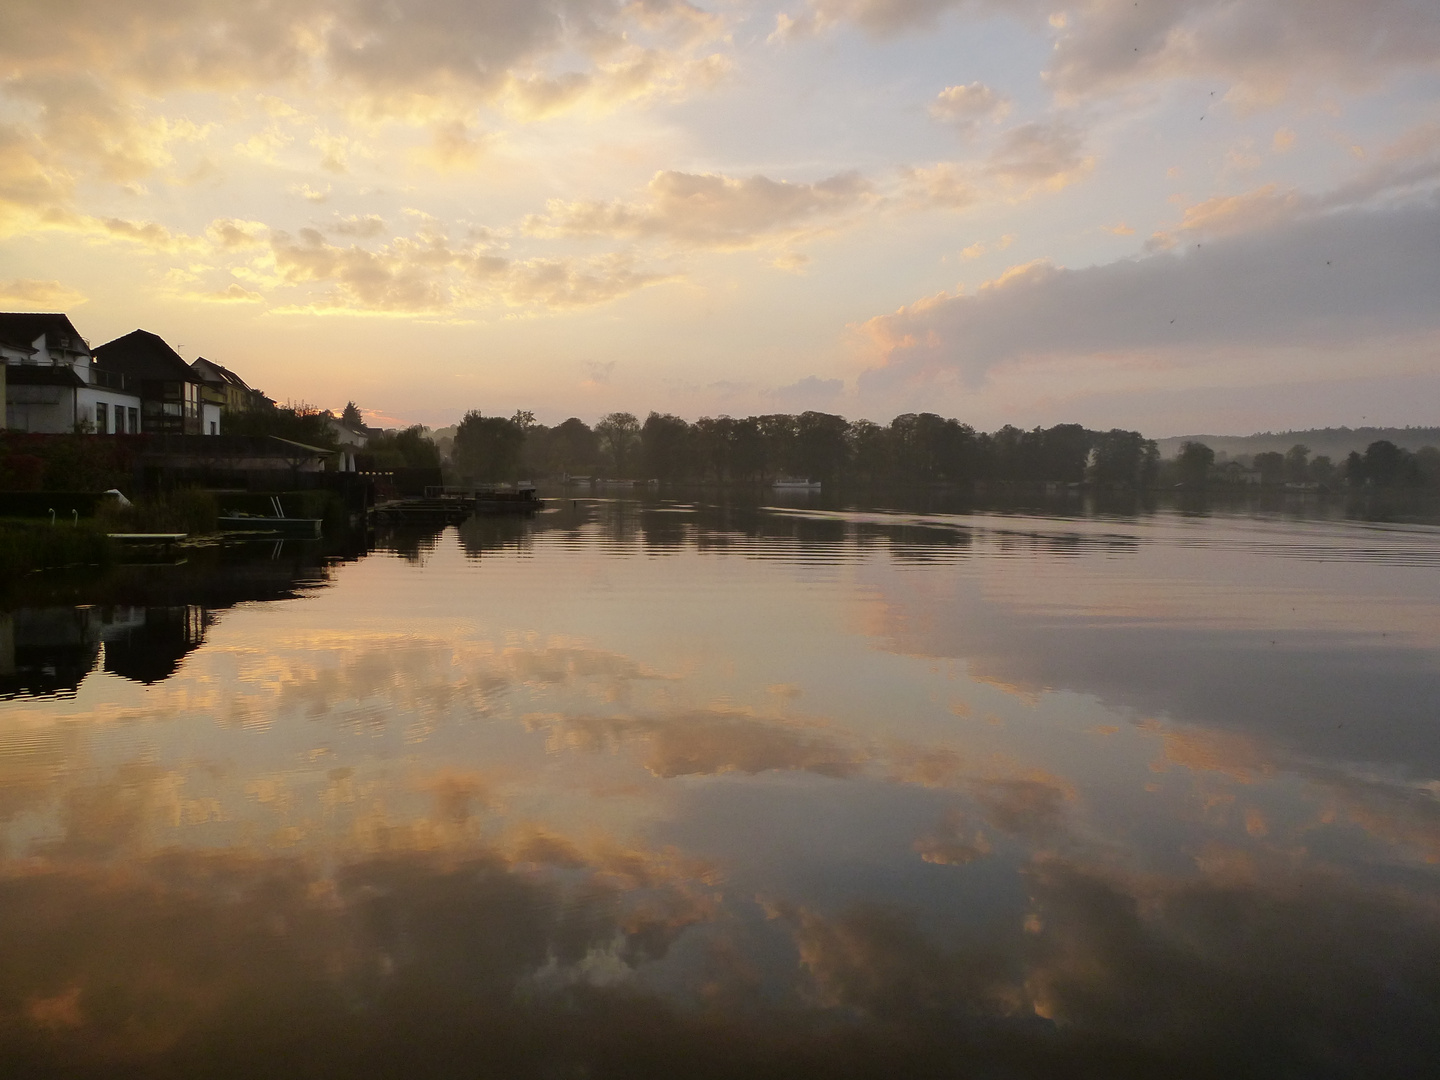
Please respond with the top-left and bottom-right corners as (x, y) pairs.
(2, 1), (1437, 431)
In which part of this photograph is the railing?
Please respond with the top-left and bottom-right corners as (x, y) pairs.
(90, 367), (128, 390)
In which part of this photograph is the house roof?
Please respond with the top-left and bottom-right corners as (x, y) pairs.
(0, 313), (89, 354)
(191, 356), (254, 391)
(2, 363), (85, 388)
(93, 329), (199, 383)
(138, 435), (339, 461)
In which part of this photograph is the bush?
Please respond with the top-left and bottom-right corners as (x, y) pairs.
(0, 519), (113, 578)
(94, 489), (218, 534)
(0, 432), (137, 492)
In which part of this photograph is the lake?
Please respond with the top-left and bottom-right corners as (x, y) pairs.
(3, 494), (1439, 1078)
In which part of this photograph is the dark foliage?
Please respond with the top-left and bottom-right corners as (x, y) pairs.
(222, 401), (339, 449)
(496, 413), (1162, 488)
(361, 425), (441, 471)
(455, 412), (527, 482)
(0, 432), (138, 492)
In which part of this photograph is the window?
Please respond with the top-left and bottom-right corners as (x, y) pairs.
(95, 401), (108, 433)
(115, 406), (126, 434)
(129, 407), (139, 433)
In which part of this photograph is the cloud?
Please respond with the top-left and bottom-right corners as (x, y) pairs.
(529, 706), (870, 779)
(499, 253), (676, 309)
(860, 196), (1440, 390)
(777, 900), (1015, 1019)
(0, 124), (77, 234)
(525, 169), (877, 250)
(775, 0), (1024, 40)
(291, 182), (332, 203)
(1021, 855), (1440, 1064)
(929, 81), (1010, 133)
(912, 809), (992, 865)
(424, 120), (491, 170)
(985, 120), (1093, 194)
(903, 120), (1093, 210)
(771, 375), (845, 411)
(1045, 0), (1440, 106)
(0, 278), (87, 306)
(901, 163), (980, 210)
(779, 1), (1440, 105)
(329, 214), (388, 239)
(959, 233), (1015, 258)
(265, 226), (673, 313)
(195, 283), (266, 303)
(0, 0), (727, 109)
(0, 0), (734, 241)
(208, 218), (270, 248)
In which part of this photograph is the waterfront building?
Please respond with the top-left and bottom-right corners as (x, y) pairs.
(0, 312), (142, 434)
(92, 329), (212, 435)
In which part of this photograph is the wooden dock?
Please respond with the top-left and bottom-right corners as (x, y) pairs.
(372, 488), (542, 525)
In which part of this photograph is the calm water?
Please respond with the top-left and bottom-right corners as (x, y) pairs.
(3, 497), (1440, 1077)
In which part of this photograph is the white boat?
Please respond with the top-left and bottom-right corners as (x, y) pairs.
(772, 477), (821, 491)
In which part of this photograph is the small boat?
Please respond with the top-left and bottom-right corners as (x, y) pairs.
(772, 477), (821, 491)
(218, 496), (322, 538)
(474, 483), (542, 513)
(217, 515), (322, 538)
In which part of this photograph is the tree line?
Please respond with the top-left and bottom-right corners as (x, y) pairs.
(1172, 439), (1440, 490)
(226, 397), (1440, 492)
(446, 410), (1161, 488)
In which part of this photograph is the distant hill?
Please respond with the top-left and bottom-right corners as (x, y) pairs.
(1154, 427), (1440, 462)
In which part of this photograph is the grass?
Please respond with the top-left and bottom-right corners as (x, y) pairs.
(0, 518), (114, 579)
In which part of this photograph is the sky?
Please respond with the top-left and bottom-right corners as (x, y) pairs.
(1, 0), (1437, 435)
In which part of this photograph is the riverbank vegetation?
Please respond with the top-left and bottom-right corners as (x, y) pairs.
(1164, 438), (1440, 491)
(0, 518), (113, 580)
(448, 411), (1163, 489)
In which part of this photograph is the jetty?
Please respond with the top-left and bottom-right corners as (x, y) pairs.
(371, 484), (542, 525)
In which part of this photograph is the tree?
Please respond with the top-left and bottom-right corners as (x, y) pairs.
(363, 425), (440, 470)
(222, 399), (338, 449)
(694, 416), (735, 482)
(1090, 430), (1158, 489)
(595, 412), (640, 476)
(1253, 451), (1285, 485)
(1359, 440), (1415, 487)
(640, 412), (694, 481)
(1035, 424), (1091, 484)
(1284, 443), (1310, 484)
(546, 418), (600, 477)
(341, 401), (364, 427)
(1415, 446), (1440, 489)
(1177, 441), (1215, 488)
(1345, 450), (1365, 486)
(454, 411), (525, 482)
(792, 412), (850, 483)
(846, 419), (889, 483)
(1308, 454), (1336, 486)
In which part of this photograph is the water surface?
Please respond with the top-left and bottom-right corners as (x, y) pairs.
(3, 499), (1439, 1077)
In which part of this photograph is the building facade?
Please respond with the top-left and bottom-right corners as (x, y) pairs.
(191, 357), (265, 415)
(1, 313), (142, 433)
(92, 329), (212, 436)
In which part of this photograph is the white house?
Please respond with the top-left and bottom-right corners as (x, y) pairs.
(1, 312), (143, 434)
(325, 415), (372, 472)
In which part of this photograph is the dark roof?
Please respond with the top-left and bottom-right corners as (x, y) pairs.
(0, 313), (89, 354)
(191, 356), (254, 391)
(2, 363), (85, 388)
(138, 435), (338, 462)
(93, 329), (199, 383)
(0, 339), (38, 356)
